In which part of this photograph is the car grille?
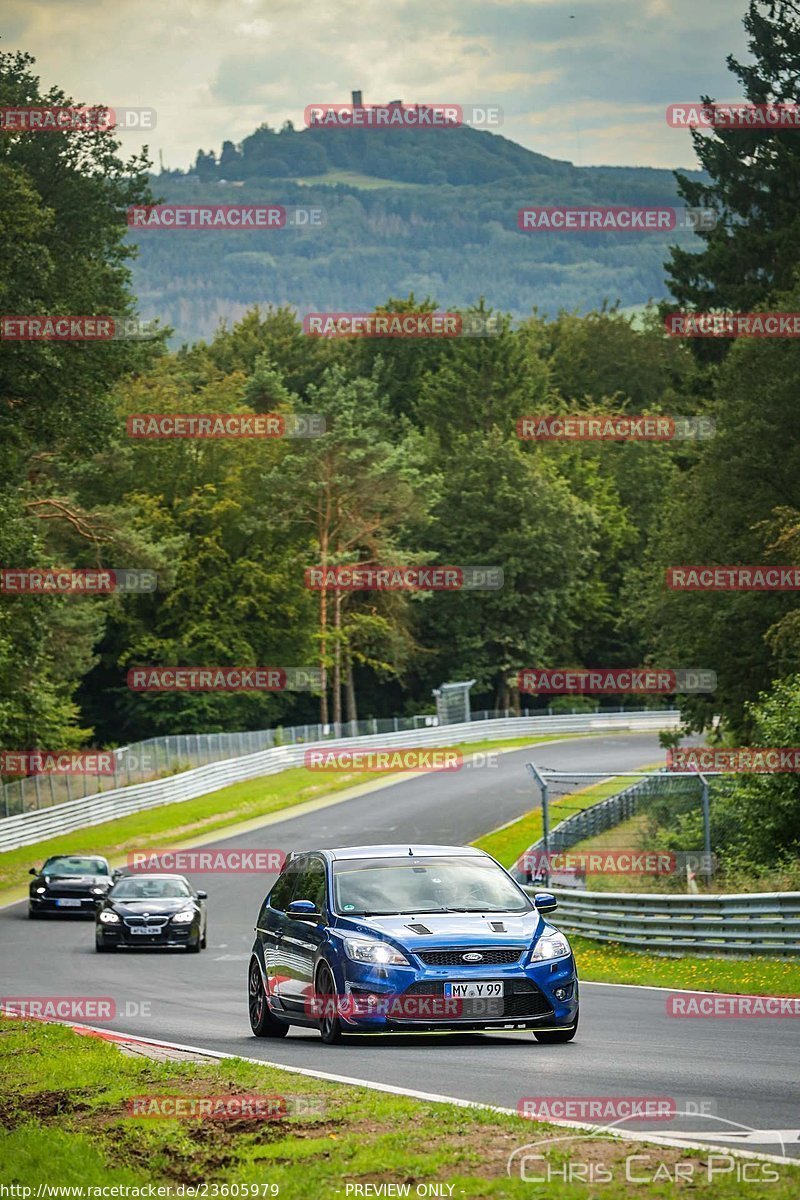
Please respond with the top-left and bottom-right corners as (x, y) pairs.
(416, 947), (524, 967)
(123, 915), (169, 928)
(403, 979), (552, 1019)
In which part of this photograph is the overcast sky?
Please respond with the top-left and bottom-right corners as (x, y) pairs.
(5, 0), (750, 171)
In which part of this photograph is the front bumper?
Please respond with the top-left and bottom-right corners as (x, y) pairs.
(30, 893), (104, 915)
(97, 921), (198, 948)
(332, 954), (578, 1033)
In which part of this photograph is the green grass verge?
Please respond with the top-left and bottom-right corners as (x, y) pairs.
(0, 734), (590, 896)
(1, 1016), (796, 1197)
(565, 808), (800, 895)
(570, 934), (800, 995)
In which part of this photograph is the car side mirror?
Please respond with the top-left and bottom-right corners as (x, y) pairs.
(29, 867), (38, 876)
(112, 868), (122, 880)
(287, 899), (319, 919)
(196, 890), (208, 900)
(534, 892), (558, 913)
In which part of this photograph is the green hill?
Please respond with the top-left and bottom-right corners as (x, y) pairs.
(133, 119), (705, 344)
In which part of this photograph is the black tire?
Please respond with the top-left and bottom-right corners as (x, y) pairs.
(187, 936), (201, 953)
(95, 934), (111, 953)
(248, 959), (289, 1038)
(200, 926), (207, 950)
(535, 1011), (578, 1044)
(316, 961), (343, 1045)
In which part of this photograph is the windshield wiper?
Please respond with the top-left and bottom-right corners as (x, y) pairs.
(344, 907), (495, 916)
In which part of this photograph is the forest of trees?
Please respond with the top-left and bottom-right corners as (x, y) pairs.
(2, 0), (800, 873)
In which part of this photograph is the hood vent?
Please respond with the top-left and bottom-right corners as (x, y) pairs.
(405, 922), (433, 935)
(490, 921), (506, 932)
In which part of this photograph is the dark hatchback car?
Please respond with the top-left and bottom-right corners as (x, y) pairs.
(95, 873), (208, 952)
(28, 854), (117, 918)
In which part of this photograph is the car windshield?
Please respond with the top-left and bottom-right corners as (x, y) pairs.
(42, 856), (109, 877)
(332, 856), (531, 915)
(111, 877), (192, 899)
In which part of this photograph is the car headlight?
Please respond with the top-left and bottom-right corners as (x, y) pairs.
(171, 909), (195, 924)
(99, 911), (120, 924)
(91, 887), (106, 895)
(530, 933), (570, 961)
(342, 937), (410, 966)
(35, 887), (46, 894)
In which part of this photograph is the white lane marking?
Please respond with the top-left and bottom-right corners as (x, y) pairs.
(213, 954), (249, 961)
(665, 1131), (799, 1145)
(48, 1020), (797, 1166)
(580, 980), (783, 997)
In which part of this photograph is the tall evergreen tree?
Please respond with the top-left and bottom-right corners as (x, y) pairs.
(667, 2), (800, 325)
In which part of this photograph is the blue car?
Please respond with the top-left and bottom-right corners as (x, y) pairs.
(248, 844), (578, 1044)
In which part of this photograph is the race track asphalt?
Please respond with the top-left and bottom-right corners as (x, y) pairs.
(2, 732), (797, 1159)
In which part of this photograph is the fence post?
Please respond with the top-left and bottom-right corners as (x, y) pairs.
(525, 761), (549, 888)
(699, 773), (712, 883)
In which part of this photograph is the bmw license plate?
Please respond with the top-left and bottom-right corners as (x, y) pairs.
(130, 926), (161, 935)
(444, 981), (504, 999)
(55, 898), (82, 907)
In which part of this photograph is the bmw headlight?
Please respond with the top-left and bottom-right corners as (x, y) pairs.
(530, 933), (570, 961)
(35, 887), (46, 894)
(171, 909), (195, 924)
(91, 887), (106, 895)
(342, 937), (410, 966)
(99, 911), (120, 924)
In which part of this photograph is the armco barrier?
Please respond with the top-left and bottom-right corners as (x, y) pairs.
(524, 887), (800, 957)
(0, 710), (679, 852)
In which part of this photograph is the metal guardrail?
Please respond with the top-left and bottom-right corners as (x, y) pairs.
(0, 710), (679, 852)
(0, 704), (666, 818)
(525, 887), (800, 957)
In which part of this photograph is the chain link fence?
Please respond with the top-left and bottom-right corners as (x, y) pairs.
(518, 766), (718, 892)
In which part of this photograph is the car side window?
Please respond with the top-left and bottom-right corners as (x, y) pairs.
(292, 857), (327, 912)
(268, 863), (300, 913)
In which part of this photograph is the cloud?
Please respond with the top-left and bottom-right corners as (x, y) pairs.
(3, 0), (750, 168)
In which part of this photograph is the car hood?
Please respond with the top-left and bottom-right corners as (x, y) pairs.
(107, 898), (195, 916)
(334, 910), (543, 948)
(38, 874), (111, 889)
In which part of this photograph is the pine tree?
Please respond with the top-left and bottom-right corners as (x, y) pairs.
(667, 1), (800, 326)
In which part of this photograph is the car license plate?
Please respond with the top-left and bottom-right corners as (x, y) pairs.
(130, 926), (161, 935)
(444, 981), (504, 999)
(55, 898), (82, 907)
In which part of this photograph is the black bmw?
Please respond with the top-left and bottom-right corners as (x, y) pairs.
(28, 854), (117, 918)
(95, 873), (207, 952)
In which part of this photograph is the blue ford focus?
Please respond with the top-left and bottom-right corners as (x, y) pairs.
(248, 844), (578, 1044)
